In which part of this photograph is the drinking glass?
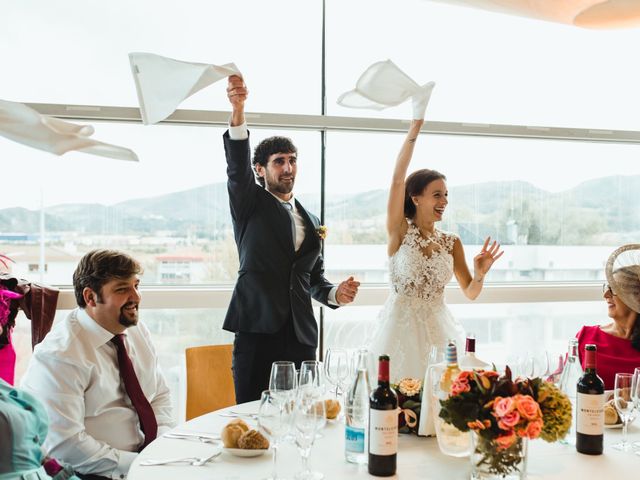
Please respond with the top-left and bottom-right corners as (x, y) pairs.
(324, 348), (349, 398)
(631, 368), (640, 451)
(293, 389), (326, 480)
(612, 372), (635, 452)
(299, 360), (323, 392)
(258, 390), (293, 480)
(270, 361), (297, 403)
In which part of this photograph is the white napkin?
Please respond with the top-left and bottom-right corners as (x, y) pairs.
(0, 99), (138, 161)
(337, 60), (435, 120)
(129, 52), (242, 125)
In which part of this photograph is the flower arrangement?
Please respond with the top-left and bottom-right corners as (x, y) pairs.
(392, 377), (423, 434)
(439, 367), (571, 477)
(316, 225), (328, 240)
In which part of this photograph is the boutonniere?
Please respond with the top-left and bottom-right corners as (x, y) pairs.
(316, 225), (328, 240)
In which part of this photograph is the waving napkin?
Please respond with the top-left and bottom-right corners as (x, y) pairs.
(0, 99), (138, 161)
(129, 52), (242, 125)
(337, 60), (435, 120)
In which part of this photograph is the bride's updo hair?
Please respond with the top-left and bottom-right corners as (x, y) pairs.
(404, 168), (446, 219)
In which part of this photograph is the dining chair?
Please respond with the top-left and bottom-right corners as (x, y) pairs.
(185, 344), (235, 420)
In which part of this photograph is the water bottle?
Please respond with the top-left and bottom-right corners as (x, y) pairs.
(345, 348), (371, 464)
(559, 338), (583, 445)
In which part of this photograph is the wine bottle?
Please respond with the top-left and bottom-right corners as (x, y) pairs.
(368, 355), (398, 477)
(458, 333), (490, 370)
(345, 348), (371, 464)
(434, 340), (471, 457)
(576, 344), (604, 455)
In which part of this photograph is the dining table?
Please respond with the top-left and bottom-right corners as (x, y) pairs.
(128, 402), (639, 479)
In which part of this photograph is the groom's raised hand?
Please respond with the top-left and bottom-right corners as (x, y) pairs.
(227, 75), (248, 126)
(336, 276), (360, 305)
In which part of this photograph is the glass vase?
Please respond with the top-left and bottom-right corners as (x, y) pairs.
(470, 431), (528, 480)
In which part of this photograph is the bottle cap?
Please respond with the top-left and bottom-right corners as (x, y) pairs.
(445, 341), (458, 364)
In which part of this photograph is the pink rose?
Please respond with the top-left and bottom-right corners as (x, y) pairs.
(524, 419), (543, 439)
(515, 395), (541, 421)
(493, 396), (515, 417)
(497, 410), (520, 430)
(450, 380), (471, 396)
(495, 430), (517, 451)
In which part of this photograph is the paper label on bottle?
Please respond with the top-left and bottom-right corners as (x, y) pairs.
(369, 409), (398, 455)
(345, 425), (365, 453)
(576, 392), (604, 435)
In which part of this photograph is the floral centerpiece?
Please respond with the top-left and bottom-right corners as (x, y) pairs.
(439, 367), (571, 479)
(391, 377), (423, 434)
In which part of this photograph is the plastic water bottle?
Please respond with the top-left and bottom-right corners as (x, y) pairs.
(345, 348), (371, 464)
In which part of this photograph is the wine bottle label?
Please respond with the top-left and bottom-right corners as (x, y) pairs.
(576, 392), (604, 435)
(369, 409), (398, 455)
(345, 425), (365, 453)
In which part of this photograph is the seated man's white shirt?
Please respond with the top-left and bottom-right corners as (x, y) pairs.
(228, 121), (341, 305)
(21, 308), (174, 479)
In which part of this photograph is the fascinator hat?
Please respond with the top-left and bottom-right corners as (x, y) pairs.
(605, 244), (640, 314)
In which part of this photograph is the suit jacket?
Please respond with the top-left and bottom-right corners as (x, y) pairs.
(222, 131), (336, 347)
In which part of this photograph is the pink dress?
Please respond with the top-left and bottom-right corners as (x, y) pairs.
(0, 328), (16, 385)
(576, 325), (640, 390)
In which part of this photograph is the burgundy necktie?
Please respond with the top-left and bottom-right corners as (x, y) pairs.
(111, 334), (158, 449)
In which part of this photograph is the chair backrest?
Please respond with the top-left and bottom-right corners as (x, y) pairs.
(185, 344), (235, 420)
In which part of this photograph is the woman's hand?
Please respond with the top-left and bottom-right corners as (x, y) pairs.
(473, 237), (504, 279)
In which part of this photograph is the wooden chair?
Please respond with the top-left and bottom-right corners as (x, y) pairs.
(185, 344), (236, 420)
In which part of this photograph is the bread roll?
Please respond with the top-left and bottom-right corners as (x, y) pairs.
(238, 429), (269, 449)
(221, 418), (250, 448)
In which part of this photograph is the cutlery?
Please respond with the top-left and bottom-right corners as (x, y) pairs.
(164, 433), (221, 443)
(218, 412), (258, 420)
(139, 450), (221, 466)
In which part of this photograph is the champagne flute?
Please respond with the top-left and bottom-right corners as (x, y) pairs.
(258, 390), (293, 480)
(612, 372), (635, 452)
(293, 389), (326, 480)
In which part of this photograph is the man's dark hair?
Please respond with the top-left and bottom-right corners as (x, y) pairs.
(252, 136), (297, 187)
(403, 168), (447, 219)
(73, 249), (142, 308)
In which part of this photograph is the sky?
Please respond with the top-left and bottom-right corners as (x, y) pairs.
(1, 0), (640, 209)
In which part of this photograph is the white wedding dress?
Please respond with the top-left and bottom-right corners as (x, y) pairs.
(367, 222), (465, 382)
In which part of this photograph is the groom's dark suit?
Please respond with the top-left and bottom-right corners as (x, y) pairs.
(223, 131), (337, 402)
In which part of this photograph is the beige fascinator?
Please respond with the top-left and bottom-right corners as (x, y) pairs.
(605, 244), (640, 314)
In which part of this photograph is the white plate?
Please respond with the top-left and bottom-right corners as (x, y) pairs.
(604, 422), (623, 429)
(224, 448), (268, 457)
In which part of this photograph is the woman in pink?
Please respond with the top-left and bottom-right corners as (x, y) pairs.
(576, 245), (640, 390)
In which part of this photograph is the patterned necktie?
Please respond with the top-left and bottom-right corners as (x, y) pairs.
(282, 202), (297, 249)
(111, 334), (157, 450)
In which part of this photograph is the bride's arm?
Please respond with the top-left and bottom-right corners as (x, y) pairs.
(387, 119), (424, 257)
(453, 236), (503, 300)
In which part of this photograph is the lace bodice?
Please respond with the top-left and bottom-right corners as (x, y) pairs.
(389, 223), (457, 302)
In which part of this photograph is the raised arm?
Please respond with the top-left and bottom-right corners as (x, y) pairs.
(387, 119), (424, 256)
(453, 236), (503, 300)
(227, 75), (247, 126)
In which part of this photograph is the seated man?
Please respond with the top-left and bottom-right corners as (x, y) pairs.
(22, 250), (174, 479)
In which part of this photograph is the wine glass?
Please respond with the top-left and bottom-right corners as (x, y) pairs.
(324, 348), (349, 398)
(293, 389), (326, 480)
(270, 361), (297, 403)
(258, 390), (293, 480)
(299, 360), (324, 392)
(612, 372), (635, 452)
(631, 368), (640, 451)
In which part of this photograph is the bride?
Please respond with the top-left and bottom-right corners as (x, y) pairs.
(367, 117), (503, 383)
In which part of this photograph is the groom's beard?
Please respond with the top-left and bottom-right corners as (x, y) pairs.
(118, 302), (139, 328)
(265, 172), (295, 195)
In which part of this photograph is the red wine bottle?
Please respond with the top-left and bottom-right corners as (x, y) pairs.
(368, 355), (398, 477)
(576, 344), (604, 455)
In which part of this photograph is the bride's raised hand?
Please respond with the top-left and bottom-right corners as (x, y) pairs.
(473, 237), (504, 276)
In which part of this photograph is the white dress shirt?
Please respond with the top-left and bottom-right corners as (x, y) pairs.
(21, 309), (174, 479)
(228, 122), (341, 306)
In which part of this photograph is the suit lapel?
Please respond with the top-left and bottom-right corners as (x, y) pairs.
(295, 200), (320, 255)
(263, 191), (296, 253)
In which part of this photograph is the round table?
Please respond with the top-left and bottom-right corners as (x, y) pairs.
(129, 402), (638, 479)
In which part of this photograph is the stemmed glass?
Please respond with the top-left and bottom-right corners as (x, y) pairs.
(631, 368), (640, 452)
(324, 348), (349, 398)
(293, 389), (326, 480)
(258, 390), (294, 480)
(299, 360), (327, 437)
(612, 372), (635, 452)
(270, 361), (297, 402)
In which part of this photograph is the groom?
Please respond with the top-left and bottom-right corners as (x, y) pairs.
(223, 75), (360, 403)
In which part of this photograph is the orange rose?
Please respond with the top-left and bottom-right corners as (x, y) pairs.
(515, 394), (541, 421)
(467, 420), (487, 431)
(495, 430), (517, 451)
(524, 419), (543, 439)
(497, 411), (520, 430)
(450, 380), (471, 396)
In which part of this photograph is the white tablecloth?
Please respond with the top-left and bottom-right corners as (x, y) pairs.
(129, 402), (639, 479)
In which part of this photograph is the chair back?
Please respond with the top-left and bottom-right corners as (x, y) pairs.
(185, 344), (235, 420)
